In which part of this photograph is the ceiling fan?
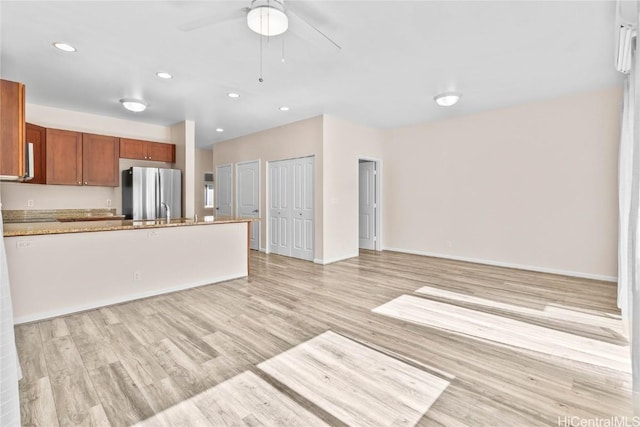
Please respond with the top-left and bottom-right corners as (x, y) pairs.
(177, 0), (341, 52)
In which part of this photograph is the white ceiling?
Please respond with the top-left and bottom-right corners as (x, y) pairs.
(0, 1), (622, 148)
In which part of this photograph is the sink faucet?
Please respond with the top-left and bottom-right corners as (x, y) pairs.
(161, 202), (171, 222)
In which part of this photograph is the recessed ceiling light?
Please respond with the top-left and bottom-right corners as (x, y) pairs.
(53, 42), (76, 52)
(227, 92), (240, 99)
(216, 128), (224, 132)
(156, 72), (173, 79)
(120, 98), (147, 113)
(279, 106), (290, 111)
(434, 93), (461, 107)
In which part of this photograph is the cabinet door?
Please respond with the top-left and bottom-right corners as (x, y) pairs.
(119, 138), (146, 160)
(83, 133), (119, 186)
(0, 80), (25, 177)
(146, 141), (175, 162)
(24, 123), (46, 184)
(46, 129), (82, 185)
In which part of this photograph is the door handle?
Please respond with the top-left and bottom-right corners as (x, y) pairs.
(252, 209), (259, 213)
(299, 213), (302, 215)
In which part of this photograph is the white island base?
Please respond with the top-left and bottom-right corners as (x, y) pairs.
(5, 221), (249, 323)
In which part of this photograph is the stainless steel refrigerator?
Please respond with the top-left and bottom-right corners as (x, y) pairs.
(122, 167), (182, 220)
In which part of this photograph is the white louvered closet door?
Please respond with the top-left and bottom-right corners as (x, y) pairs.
(269, 156), (314, 261)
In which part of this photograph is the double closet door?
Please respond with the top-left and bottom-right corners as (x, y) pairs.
(269, 156), (314, 261)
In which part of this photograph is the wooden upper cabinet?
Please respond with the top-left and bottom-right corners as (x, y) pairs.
(119, 138), (145, 160)
(24, 123), (46, 184)
(46, 129), (82, 185)
(146, 141), (175, 162)
(82, 133), (119, 186)
(120, 138), (175, 163)
(46, 129), (119, 187)
(0, 79), (26, 177)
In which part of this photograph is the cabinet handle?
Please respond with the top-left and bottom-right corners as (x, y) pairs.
(78, 181), (81, 185)
(148, 156), (151, 159)
(84, 182), (88, 185)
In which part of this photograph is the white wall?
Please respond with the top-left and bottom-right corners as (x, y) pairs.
(382, 87), (621, 280)
(6, 222), (248, 323)
(195, 148), (214, 219)
(212, 116), (324, 257)
(322, 115), (384, 263)
(0, 103), (173, 213)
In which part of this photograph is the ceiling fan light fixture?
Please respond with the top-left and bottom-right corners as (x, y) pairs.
(247, 3), (288, 36)
(120, 98), (148, 113)
(434, 93), (461, 107)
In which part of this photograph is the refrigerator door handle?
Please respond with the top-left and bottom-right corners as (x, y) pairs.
(156, 170), (162, 220)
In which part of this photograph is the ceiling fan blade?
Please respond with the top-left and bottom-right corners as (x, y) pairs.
(178, 7), (249, 32)
(287, 9), (341, 52)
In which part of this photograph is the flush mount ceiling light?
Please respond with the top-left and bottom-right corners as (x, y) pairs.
(120, 98), (148, 113)
(227, 92), (240, 98)
(156, 72), (173, 79)
(434, 93), (461, 107)
(53, 42), (76, 52)
(216, 128), (224, 132)
(247, 0), (288, 36)
(279, 106), (289, 111)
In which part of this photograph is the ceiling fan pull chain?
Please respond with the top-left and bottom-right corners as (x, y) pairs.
(259, 32), (264, 82)
(282, 37), (285, 63)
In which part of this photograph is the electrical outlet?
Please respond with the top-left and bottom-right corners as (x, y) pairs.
(27, 199), (34, 207)
(133, 271), (141, 281)
(106, 199), (112, 206)
(16, 240), (32, 249)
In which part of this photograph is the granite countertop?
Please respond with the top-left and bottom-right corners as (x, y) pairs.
(3, 217), (258, 237)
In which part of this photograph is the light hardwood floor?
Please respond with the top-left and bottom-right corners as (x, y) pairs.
(16, 250), (631, 426)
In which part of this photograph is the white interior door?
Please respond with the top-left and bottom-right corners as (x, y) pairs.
(269, 160), (291, 256)
(215, 164), (232, 217)
(269, 156), (314, 260)
(237, 160), (260, 250)
(359, 161), (376, 250)
(291, 157), (314, 261)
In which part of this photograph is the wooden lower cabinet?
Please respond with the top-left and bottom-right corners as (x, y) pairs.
(46, 128), (119, 186)
(24, 123), (46, 184)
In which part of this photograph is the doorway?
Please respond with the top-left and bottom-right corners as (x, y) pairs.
(236, 160), (260, 251)
(215, 164), (232, 217)
(268, 156), (314, 261)
(359, 158), (381, 251)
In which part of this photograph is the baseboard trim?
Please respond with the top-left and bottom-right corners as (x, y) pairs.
(314, 252), (359, 265)
(14, 272), (247, 325)
(383, 247), (617, 283)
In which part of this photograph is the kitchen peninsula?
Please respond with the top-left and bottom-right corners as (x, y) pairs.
(4, 213), (255, 323)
